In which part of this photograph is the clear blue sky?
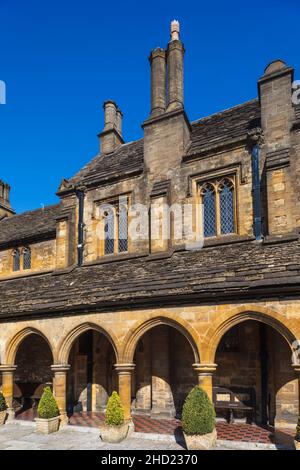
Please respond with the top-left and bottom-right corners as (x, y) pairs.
(0, 0), (299, 213)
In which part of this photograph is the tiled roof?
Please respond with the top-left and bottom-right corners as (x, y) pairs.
(0, 238), (299, 318)
(187, 99), (260, 155)
(70, 100), (260, 185)
(0, 204), (60, 246)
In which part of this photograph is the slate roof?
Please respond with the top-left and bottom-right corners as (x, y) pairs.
(0, 238), (300, 319)
(0, 204), (60, 246)
(70, 99), (260, 185)
(187, 99), (260, 155)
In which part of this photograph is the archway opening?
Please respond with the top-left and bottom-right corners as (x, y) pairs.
(132, 324), (197, 419)
(67, 330), (116, 414)
(214, 320), (298, 428)
(14, 334), (53, 417)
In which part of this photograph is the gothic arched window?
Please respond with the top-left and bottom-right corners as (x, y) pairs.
(13, 249), (20, 272)
(23, 247), (31, 270)
(219, 179), (235, 235)
(202, 184), (216, 237)
(199, 176), (236, 238)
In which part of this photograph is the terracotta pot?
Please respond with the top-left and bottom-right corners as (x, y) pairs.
(183, 428), (217, 451)
(35, 416), (60, 434)
(99, 421), (132, 443)
(0, 410), (7, 426)
(295, 440), (300, 450)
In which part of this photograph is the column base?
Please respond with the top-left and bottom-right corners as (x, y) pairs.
(59, 413), (69, 427)
(6, 408), (15, 422)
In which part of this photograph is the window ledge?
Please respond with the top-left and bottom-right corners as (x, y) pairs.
(203, 234), (255, 248)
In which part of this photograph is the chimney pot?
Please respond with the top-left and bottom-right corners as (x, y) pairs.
(170, 20), (180, 41)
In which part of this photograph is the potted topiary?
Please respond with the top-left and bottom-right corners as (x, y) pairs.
(0, 392), (7, 425)
(295, 416), (300, 450)
(35, 387), (60, 434)
(99, 391), (131, 443)
(182, 386), (217, 450)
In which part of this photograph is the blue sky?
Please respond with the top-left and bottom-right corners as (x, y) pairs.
(0, 0), (299, 213)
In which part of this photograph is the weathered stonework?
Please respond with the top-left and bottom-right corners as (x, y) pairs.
(0, 22), (299, 433)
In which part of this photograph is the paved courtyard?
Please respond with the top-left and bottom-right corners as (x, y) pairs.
(0, 421), (185, 451)
(0, 421), (292, 450)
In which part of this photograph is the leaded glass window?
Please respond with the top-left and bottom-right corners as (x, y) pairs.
(104, 209), (115, 255)
(23, 247), (31, 270)
(220, 180), (234, 234)
(203, 185), (216, 237)
(118, 204), (128, 252)
(199, 176), (236, 238)
(13, 249), (20, 271)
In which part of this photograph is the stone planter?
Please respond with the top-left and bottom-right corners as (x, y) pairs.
(99, 421), (132, 443)
(183, 428), (217, 451)
(0, 410), (7, 426)
(35, 416), (60, 434)
(295, 440), (300, 450)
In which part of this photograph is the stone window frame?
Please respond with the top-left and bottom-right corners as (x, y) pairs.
(193, 169), (239, 239)
(94, 193), (131, 258)
(12, 246), (32, 272)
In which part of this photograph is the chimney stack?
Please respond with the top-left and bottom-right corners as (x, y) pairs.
(167, 20), (184, 111)
(99, 100), (124, 154)
(0, 180), (15, 218)
(149, 48), (166, 117)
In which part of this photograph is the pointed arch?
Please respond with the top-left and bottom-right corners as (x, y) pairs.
(122, 315), (201, 363)
(5, 327), (55, 365)
(57, 322), (120, 364)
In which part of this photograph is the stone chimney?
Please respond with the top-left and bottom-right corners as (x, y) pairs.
(149, 48), (166, 117)
(167, 20), (184, 111)
(98, 100), (124, 154)
(0, 180), (15, 218)
(258, 60), (297, 236)
(143, 20), (190, 178)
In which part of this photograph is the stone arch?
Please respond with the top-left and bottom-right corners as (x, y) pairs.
(57, 322), (120, 364)
(122, 315), (201, 363)
(5, 327), (55, 365)
(203, 308), (298, 364)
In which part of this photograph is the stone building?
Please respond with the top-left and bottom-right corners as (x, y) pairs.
(0, 21), (300, 431)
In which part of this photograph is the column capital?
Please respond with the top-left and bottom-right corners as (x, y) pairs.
(114, 363), (135, 374)
(192, 363), (217, 375)
(51, 364), (71, 373)
(0, 365), (17, 373)
(292, 363), (300, 374)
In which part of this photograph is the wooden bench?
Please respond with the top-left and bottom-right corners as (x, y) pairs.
(213, 386), (256, 424)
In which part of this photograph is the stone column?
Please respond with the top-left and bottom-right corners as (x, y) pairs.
(0, 365), (17, 420)
(151, 326), (176, 418)
(292, 364), (300, 414)
(51, 364), (70, 426)
(115, 363), (135, 421)
(193, 363), (217, 402)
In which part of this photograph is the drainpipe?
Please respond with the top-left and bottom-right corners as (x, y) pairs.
(76, 187), (85, 266)
(252, 144), (262, 240)
(248, 128), (264, 241)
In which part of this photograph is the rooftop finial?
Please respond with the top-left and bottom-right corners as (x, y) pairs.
(170, 20), (180, 41)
